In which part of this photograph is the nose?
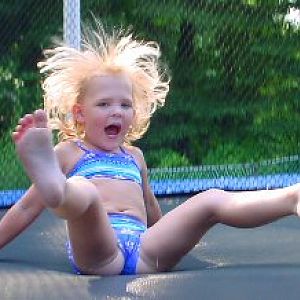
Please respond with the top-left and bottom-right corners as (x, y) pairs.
(110, 104), (122, 117)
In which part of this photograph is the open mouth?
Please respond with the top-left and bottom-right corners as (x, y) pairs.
(104, 124), (121, 136)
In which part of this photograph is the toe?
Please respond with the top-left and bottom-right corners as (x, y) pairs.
(33, 110), (48, 128)
(20, 114), (34, 128)
(15, 124), (23, 132)
(12, 124), (25, 142)
(12, 131), (20, 142)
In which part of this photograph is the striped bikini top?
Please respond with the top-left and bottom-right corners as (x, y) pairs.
(67, 141), (142, 186)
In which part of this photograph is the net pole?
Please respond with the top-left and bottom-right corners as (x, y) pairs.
(63, 0), (81, 49)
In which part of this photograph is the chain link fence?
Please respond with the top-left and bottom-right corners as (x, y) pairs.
(0, 1), (62, 189)
(0, 0), (299, 193)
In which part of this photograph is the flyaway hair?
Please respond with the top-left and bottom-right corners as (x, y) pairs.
(38, 20), (170, 142)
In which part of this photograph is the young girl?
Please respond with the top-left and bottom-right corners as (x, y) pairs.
(1, 22), (299, 276)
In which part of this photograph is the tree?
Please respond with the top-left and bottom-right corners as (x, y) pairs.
(1, 0), (299, 167)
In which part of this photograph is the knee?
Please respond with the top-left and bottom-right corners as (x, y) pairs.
(66, 175), (92, 187)
(66, 176), (100, 201)
(201, 188), (228, 201)
(203, 188), (225, 195)
(64, 176), (101, 210)
(196, 188), (230, 218)
(54, 176), (101, 219)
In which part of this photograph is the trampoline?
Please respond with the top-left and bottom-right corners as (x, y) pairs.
(1, 196), (300, 299)
(1, 159), (300, 299)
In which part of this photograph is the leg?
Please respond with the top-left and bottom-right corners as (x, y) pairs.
(138, 186), (300, 273)
(13, 110), (124, 275)
(64, 177), (125, 275)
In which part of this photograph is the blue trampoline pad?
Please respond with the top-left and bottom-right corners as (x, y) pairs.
(1, 172), (299, 208)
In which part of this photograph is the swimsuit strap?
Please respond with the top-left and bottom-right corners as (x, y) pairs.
(75, 140), (90, 153)
(75, 140), (126, 157)
(120, 146), (132, 156)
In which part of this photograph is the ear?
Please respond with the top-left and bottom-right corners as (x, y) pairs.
(72, 103), (85, 123)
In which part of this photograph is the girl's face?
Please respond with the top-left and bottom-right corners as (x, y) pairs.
(73, 73), (134, 152)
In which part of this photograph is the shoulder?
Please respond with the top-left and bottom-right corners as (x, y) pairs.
(123, 145), (146, 170)
(54, 139), (77, 156)
(54, 140), (82, 174)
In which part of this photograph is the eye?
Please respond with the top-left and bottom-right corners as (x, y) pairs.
(97, 101), (109, 107)
(121, 101), (133, 109)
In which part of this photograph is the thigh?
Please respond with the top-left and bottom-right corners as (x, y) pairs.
(67, 202), (125, 275)
(138, 192), (217, 273)
(65, 180), (124, 275)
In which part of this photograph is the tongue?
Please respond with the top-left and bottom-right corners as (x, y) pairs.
(105, 125), (119, 136)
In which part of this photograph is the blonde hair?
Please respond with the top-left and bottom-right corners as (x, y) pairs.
(38, 21), (170, 143)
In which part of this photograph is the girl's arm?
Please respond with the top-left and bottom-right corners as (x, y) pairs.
(0, 185), (45, 249)
(0, 141), (70, 250)
(132, 147), (162, 227)
(143, 179), (163, 227)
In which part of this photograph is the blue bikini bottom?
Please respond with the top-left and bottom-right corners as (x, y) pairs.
(67, 213), (147, 275)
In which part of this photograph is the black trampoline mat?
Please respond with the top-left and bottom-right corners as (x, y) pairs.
(1, 197), (300, 300)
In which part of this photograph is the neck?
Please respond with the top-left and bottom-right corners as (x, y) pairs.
(82, 138), (123, 154)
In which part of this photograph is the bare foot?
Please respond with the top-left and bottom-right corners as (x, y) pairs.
(13, 110), (65, 208)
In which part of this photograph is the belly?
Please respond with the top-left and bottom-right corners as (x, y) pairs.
(90, 178), (147, 223)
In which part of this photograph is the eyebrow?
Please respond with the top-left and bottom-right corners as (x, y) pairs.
(95, 97), (133, 102)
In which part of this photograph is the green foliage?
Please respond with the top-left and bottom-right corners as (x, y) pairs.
(0, 59), (42, 136)
(0, 0), (62, 70)
(83, 0), (299, 165)
(0, 133), (30, 189)
(0, 62), (23, 135)
(146, 148), (190, 168)
(0, 0), (299, 190)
